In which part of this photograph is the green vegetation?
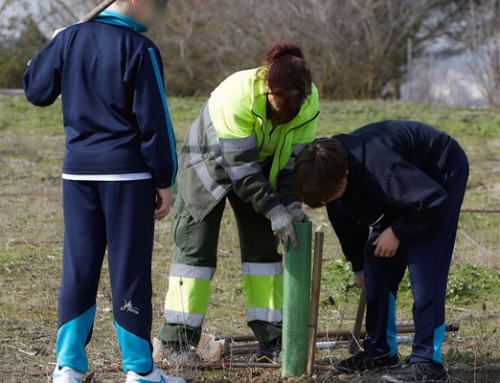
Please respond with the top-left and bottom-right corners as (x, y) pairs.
(321, 258), (500, 308)
(0, 16), (46, 89)
(1, 95), (500, 382)
(6, 97), (500, 138)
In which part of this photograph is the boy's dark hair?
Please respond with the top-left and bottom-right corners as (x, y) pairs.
(294, 138), (349, 208)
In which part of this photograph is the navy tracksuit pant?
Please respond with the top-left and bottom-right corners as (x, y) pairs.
(56, 179), (156, 374)
(363, 149), (469, 364)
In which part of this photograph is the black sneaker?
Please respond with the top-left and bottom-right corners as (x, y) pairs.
(254, 342), (281, 364)
(382, 362), (446, 382)
(161, 342), (201, 365)
(335, 351), (401, 374)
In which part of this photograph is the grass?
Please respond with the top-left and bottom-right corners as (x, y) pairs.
(1, 95), (500, 382)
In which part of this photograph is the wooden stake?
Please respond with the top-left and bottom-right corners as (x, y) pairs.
(79, 0), (117, 23)
(348, 287), (366, 354)
(307, 231), (324, 375)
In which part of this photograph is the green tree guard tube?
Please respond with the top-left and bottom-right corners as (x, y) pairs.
(282, 221), (312, 378)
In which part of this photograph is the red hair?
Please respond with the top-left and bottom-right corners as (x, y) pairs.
(265, 42), (312, 125)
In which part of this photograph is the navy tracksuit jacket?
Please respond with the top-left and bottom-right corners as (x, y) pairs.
(23, 11), (177, 187)
(326, 121), (468, 364)
(23, 11), (177, 374)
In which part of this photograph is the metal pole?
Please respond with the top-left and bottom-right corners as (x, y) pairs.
(316, 335), (415, 351)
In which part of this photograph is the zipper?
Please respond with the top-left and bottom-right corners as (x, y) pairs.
(251, 109), (266, 151)
(277, 111), (320, 170)
(268, 125), (278, 143)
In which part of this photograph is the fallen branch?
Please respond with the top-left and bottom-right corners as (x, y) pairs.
(458, 229), (500, 258)
(461, 208), (500, 214)
(218, 323), (459, 343)
(9, 239), (63, 246)
(230, 336), (416, 356)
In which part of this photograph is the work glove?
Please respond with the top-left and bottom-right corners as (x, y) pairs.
(265, 204), (299, 252)
(286, 201), (308, 222)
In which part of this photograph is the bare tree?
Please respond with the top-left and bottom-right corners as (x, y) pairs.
(1, 0), (468, 98)
(464, 0), (500, 107)
(0, 0), (15, 18)
(36, 0), (100, 31)
(151, 0), (466, 98)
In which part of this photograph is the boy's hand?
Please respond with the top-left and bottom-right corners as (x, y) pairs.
(373, 227), (400, 258)
(354, 271), (365, 288)
(154, 187), (173, 221)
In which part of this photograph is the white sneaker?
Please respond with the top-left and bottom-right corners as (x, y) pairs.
(53, 366), (84, 383)
(126, 365), (186, 383)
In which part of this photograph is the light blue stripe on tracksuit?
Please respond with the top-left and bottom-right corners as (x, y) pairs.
(57, 305), (96, 373)
(115, 320), (152, 373)
(148, 47), (178, 186)
(433, 322), (446, 364)
(386, 292), (398, 358)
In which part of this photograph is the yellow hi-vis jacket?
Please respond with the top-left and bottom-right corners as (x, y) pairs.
(177, 67), (319, 221)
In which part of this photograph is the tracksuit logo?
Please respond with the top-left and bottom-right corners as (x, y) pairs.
(120, 300), (140, 315)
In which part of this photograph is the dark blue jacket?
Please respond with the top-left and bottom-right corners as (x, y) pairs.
(23, 11), (177, 188)
(326, 120), (466, 272)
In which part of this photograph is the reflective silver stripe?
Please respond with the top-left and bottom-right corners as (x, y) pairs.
(219, 135), (258, 152)
(164, 310), (205, 328)
(189, 119), (227, 200)
(242, 262), (283, 277)
(293, 144), (306, 155)
(284, 156), (296, 170)
(170, 264), (216, 280)
(226, 161), (261, 181)
(246, 307), (283, 323)
(203, 103), (226, 168)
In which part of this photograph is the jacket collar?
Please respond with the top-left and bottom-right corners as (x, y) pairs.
(334, 134), (377, 219)
(93, 10), (148, 33)
(251, 67), (268, 120)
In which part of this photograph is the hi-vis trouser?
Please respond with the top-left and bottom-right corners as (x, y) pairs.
(158, 191), (283, 346)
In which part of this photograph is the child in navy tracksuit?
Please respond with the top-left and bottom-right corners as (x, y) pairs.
(23, 2), (184, 382)
(294, 121), (469, 383)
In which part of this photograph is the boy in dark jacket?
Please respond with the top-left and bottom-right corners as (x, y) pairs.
(294, 121), (469, 382)
(23, 1), (183, 382)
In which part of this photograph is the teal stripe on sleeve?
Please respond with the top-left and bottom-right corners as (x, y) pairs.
(147, 47), (178, 186)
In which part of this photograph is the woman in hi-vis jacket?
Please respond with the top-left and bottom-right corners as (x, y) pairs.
(158, 42), (319, 364)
